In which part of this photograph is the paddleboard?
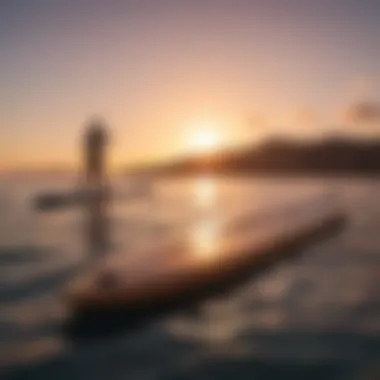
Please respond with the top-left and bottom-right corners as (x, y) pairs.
(63, 200), (346, 313)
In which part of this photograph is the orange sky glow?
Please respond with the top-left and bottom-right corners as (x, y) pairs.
(1, 1), (380, 171)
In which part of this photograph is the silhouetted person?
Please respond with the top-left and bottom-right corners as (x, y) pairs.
(83, 118), (110, 257)
(84, 119), (108, 187)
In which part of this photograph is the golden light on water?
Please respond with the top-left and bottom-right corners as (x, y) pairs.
(190, 177), (220, 260)
(191, 219), (220, 260)
(194, 177), (216, 208)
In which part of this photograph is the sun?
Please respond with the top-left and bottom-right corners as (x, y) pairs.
(187, 122), (221, 153)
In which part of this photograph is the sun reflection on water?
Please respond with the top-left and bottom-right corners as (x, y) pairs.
(190, 177), (221, 260)
(191, 219), (221, 260)
(194, 176), (216, 209)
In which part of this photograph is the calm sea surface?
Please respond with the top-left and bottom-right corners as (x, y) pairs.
(0, 176), (379, 380)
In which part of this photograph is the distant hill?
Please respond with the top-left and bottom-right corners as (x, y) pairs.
(125, 137), (380, 177)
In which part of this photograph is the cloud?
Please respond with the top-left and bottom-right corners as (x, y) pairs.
(247, 112), (268, 129)
(347, 76), (373, 101)
(293, 106), (317, 126)
(343, 101), (380, 124)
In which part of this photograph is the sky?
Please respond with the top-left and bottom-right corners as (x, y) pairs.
(1, 0), (380, 170)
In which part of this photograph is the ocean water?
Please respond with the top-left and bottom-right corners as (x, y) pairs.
(0, 176), (379, 380)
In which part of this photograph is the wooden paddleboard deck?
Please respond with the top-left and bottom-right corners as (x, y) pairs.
(63, 204), (346, 313)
